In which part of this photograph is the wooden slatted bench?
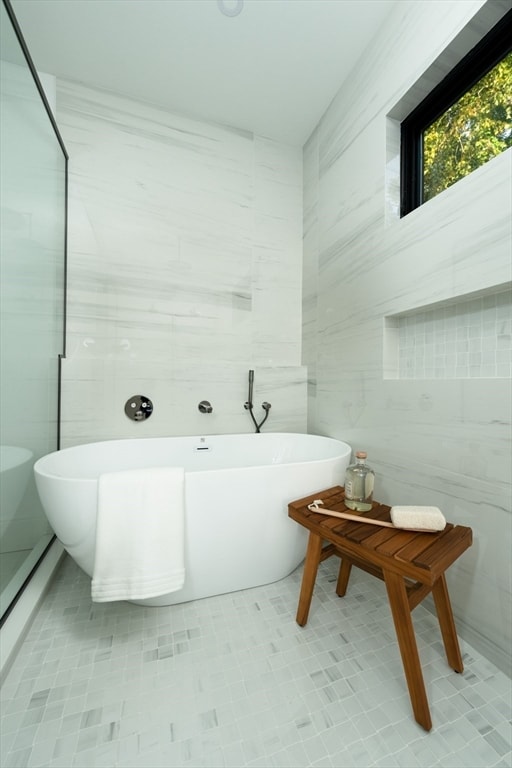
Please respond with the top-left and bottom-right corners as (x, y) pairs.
(288, 485), (473, 731)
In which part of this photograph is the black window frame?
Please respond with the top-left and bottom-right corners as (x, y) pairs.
(400, 8), (512, 218)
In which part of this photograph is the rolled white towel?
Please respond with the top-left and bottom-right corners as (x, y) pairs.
(390, 505), (446, 532)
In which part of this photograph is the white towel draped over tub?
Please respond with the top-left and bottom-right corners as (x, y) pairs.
(91, 466), (185, 602)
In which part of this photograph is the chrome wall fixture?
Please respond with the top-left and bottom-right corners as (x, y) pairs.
(244, 370), (271, 432)
(198, 400), (213, 413)
(124, 395), (153, 421)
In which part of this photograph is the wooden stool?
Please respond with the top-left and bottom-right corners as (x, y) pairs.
(288, 486), (472, 731)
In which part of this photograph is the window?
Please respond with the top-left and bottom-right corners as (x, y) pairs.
(400, 9), (512, 217)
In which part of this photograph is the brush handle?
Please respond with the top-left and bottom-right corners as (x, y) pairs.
(309, 505), (396, 528)
(308, 504), (435, 533)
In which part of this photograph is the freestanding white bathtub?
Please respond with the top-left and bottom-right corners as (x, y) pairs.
(34, 433), (351, 606)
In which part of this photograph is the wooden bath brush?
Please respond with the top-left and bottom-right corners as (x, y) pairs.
(307, 499), (446, 533)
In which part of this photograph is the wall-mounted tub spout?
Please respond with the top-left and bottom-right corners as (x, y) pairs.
(198, 400), (213, 413)
(243, 370), (271, 432)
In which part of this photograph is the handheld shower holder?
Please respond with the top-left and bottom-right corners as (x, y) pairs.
(244, 370), (271, 432)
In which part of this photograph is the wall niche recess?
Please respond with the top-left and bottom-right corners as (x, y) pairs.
(384, 284), (512, 380)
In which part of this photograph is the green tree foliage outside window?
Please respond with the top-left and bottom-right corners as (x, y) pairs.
(423, 51), (512, 202)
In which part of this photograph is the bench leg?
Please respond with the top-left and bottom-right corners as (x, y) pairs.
(432, 574), (464, 673)
(336, 558), (352, 597)
(296, 532), (323, 627)
(384, 570), (432, 731)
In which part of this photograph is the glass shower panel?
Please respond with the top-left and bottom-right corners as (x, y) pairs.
(0, 0), (66, 618)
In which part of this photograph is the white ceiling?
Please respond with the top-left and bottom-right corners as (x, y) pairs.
(10, 0), (397, 146)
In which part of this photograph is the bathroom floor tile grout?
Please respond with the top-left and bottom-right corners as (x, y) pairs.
(1, 555), (510, 768)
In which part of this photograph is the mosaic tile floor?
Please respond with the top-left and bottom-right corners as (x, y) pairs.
(1, 555), (511, 768)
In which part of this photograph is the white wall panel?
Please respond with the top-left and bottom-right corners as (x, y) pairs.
(303, 0), (511, 672)
(57, 82), (306, 444)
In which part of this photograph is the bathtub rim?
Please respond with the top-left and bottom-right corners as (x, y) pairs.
(34, 432), (352, 481)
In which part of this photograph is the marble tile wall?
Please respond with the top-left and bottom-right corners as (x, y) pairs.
(55, 81), (306, 446)
(303, 0), (511, 673)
